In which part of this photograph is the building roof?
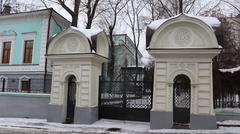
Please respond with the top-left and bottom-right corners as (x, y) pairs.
(48, 26), (109, 58)
(146, 13), (221, 48)
(112, 34), (143, 57)
(148, 13), (221, 30)
(0, 8), (71, 24)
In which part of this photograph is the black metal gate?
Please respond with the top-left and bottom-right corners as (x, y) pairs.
(173, 74), (191, 126)
(66, 75), (76, 123)
(99, 68), (153, 122)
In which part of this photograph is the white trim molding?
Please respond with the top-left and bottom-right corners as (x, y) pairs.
(18, 75), (30, 91)
(21, 32), (36, 64)
(0, 34), (16, 65)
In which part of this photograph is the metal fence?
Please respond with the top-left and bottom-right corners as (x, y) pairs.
(99, 67), (154, 122)
(0, 78), (52, 93)
(213, 70), (240, 108)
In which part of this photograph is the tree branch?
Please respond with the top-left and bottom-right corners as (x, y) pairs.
(57, 0), (74, 16)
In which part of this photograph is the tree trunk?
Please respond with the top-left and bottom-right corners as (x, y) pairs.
(135, 47), (138, 67)
(71, 15), (78, 26)
(85, 0), (100, 29)
(72, 0), (80, 26)
(57, 0), (80, 27)
(179, 0), (183, 13)
(108, 28), (115, 80)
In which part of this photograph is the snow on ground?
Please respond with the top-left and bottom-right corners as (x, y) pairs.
(150, 127), (240, 134)
(215, 108), (240, 113)
(0, 118), (240, 133)
(218, 120), (240, 126)
(0, 118), (147, 133)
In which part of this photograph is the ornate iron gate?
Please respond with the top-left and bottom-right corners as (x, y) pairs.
(99, 69), (153, 122)
(66, 76), (76, 123)
(173, 74), (191, 126)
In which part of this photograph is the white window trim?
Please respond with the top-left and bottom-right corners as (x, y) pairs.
(0, 35), (16, 65)
(18, 75), (30, 91)
(21, 32), (36, 64)
(0, 75), (8, 91)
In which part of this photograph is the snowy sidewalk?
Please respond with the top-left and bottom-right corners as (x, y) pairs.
(0, 118), (148, 134)
(0, 118), (240, 134)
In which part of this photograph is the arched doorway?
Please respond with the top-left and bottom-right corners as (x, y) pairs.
(65, 75), (77, 123)
(173, 74), (191, 128)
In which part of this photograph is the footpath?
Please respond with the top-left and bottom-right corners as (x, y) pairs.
(0, 118), (239, 134)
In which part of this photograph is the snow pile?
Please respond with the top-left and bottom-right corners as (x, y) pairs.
(148, 18), (169, 30)
(215, 108), (240, 113)
(187, 14), (221, 27)
(219, 66), (240, 74)
(148, 13), (221, 30)
(71, 26), (103, 39)
(218, 120), (240, 126)
(148, 14), (181, 30)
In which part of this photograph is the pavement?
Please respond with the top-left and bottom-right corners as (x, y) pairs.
(0, 118), (147, 134)
(0, 118), (240, 134)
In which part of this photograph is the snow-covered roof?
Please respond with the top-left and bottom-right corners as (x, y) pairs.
(148, 13), (221, 30)
(70, 26), (103, 40)
(48, 26), (109, 58)
(219, 66), (240, 74)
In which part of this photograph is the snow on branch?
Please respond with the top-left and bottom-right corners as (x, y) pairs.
(219, 66), (240, 74)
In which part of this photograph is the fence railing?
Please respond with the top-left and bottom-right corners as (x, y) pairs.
(213, 69), (240, 108)
(1, 88), (50, 93)
(214, 94), (240, 108)
(0, 78), (51, 93)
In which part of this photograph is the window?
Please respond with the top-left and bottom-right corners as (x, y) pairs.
(2, 42), (11, 64)
(21, 79), (31, 92)
(23, 40), (33, 63)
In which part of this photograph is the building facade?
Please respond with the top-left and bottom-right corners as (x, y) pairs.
(0, 8), (70, 93)
(102, 34), (142, 79)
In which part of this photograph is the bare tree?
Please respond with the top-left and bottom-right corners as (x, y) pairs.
(144, 0), (198, 19)
(124, 0), (145, 67)
(0, 0), (42, 14)
(41, 0), (102, 28)
(98, 0), (128, 78)
(57, 0), (80, 26)
(80, 0), (101, 29)
(40, 0), (81, 26)
(221, 0), (240, 14)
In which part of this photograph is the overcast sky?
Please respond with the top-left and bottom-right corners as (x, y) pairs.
(14, 0), (239, 61)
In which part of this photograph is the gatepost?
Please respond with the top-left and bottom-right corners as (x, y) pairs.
(147, 14), (221, 129)
(46, 27), (109, 124)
